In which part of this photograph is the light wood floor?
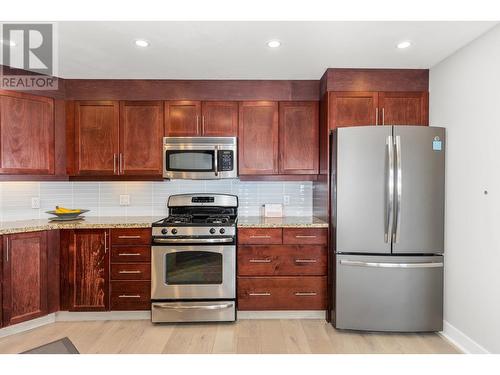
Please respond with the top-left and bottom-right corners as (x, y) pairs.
(0, 319), (460, 354)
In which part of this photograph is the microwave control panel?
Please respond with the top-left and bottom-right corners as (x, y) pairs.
(218, 150), (234, 171)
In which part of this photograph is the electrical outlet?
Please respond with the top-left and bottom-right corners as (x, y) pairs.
(283, 195), (290, 206)
(119, 195), (130, 206)
(31, 197), (40, 209)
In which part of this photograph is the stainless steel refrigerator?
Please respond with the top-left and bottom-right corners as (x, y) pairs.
(331, 126), (445, 332)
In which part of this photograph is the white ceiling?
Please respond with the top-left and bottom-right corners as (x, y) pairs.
(6, 21), (499, 79)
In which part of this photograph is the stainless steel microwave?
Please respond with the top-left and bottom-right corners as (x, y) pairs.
(163, 137), (238, 180)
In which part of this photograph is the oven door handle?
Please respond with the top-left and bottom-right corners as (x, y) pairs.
(153, 303), (234, 310)
(153, 237), (234, 244)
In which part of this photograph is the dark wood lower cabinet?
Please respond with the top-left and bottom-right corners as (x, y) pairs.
(110, 281), (150, 311)
(2, 231), (48, 326)
(61, 229), (109, 311)
(237, 276), (327, 310)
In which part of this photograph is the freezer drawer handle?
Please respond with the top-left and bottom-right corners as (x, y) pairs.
(119, 295), (141, 298)
(249, 259), (272, 263)
(119, 270), (142, 274)
(294, 292), (317, 296)
(153, 303), (233, 310)
(340, 260), (443, 268)
(249, 292), (271, 296)
(295, 259), (317, 263)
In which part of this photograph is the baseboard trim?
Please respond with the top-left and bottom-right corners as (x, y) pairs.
(0, 313), (56, 339)
(439, 320), (490, 354)
(238, 310), (326, 319)
(55, 311), (151, 321)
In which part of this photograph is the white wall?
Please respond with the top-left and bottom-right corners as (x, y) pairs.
(0, 180), (313, 221)
(430, 24), (500, 353)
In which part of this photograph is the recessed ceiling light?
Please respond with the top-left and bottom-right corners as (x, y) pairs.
(1, 39), (16, 47)
(397, 41), (411, 49)
(134, 39), (150, 48)
(267, 40), (281, 48)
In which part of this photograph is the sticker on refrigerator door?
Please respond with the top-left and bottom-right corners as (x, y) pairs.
(432, 137), (442, 151)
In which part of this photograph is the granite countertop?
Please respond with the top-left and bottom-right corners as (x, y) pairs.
(0, 215), (328, 235)
(0, 216), (162, 235)
(237, 216), (328, 228)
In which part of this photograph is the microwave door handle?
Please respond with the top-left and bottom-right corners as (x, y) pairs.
(214, 145), (219, 177)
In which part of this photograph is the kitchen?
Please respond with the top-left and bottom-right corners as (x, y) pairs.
(0, 7), (499, 372)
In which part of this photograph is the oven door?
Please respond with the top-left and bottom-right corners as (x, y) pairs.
(151, 245), (236, 300)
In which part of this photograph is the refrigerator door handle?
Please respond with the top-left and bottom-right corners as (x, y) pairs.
(385, 135), (394, 243)
(394, 135), (402, 243)
(339, 260), (443, 268)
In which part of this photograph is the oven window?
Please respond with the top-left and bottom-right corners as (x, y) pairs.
(166, 150), (214, 172)
(165, 251), (223, 285)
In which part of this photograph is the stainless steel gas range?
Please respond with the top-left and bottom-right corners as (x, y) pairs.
(151, 194), (237, 323)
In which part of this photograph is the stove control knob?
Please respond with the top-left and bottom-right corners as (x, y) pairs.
(161, 228), (168, 235)
(219, 228), (225, 234)
(209, 228), (216, 234)
(171, 228), (178, 235)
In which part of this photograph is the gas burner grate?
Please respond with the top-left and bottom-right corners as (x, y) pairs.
(164, 214), (193, 224)
(205, 215), (230, 224)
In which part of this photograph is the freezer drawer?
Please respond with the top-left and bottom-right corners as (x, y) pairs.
(335, 254), (443, 332)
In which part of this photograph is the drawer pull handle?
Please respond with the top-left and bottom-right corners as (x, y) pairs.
(249, 259), (272, 263)
(119, 295), (141, 298)
(295, 235), (317, 238)
(295, 259), (317, 263)
(250, 235), (272, 239)
(118, 235), (142, 239)
(119, 270), (142, 274)
(294, 292), (317, 296)
(249, 292), (271, 296)
(118, 253), (142, 256)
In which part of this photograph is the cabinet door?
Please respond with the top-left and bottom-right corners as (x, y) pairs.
(238, 101), (279, 175)
(120, 101), (163, 175)
(164, 101), (201, 136)
(378, 92), (429, 126)
(74, 101), (119, 175)
(2, 231), (48, 326)
(329, 92), (378, 129)
(67, 230), (109, 311)
(201, 101), (238, 136)
(0, 91), (54, 175)
(279, 101), (319, 174)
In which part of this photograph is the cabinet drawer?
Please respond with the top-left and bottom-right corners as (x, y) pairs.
(110, 246), (151, 263)
(238, 228), (282, 245)
(110, 281), (151, 311)
(237, 276), (326, 310)
(238, 245), (327, 276)
(283, 228), (327, 245)
(111, 228), (151, 245)
(111, 263), (151, 280)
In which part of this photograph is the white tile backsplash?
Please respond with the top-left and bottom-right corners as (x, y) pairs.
(0, 180), (313, 221)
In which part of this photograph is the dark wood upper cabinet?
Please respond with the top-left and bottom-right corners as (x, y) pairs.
(279, 101), (319, 174)
(0, 91), (54, 175)
(201, 101), (238, 136)
(120, 101), (163, 175)
(64, 229), (109, 311)
(2, 231), (48, 326)
(328, 91), (378, 129)
(238, 101), (279, 175)
(74, 101), (119, 175)
(378, 92), (429, 126)
(164, 100), (201, 136)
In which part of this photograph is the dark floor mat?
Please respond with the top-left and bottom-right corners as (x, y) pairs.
(21, 337), (80, 354)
